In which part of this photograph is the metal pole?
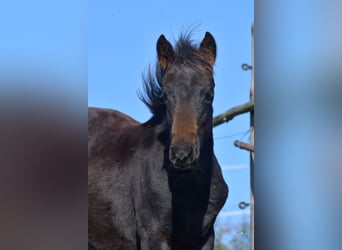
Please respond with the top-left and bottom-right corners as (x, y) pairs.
(250, 23), (254, 250)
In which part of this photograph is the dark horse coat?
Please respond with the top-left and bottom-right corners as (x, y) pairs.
(88, 32), (228, 250)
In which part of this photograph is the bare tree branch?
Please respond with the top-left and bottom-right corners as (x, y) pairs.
(213, 100), (254, 127)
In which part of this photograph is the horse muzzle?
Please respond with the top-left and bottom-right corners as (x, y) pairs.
(169, 143), (197, 170)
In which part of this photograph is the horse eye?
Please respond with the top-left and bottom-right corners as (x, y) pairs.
(204, 92), (213, 103)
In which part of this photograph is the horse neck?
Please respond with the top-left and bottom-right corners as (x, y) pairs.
(200, 130), (214, 160)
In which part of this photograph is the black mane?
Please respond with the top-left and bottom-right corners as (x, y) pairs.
(139, 33), (214, 117)
(139, 64), (164, 117)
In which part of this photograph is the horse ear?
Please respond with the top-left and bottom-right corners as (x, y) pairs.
(199, 32), (216, 66)
(157, 35), (174, 70)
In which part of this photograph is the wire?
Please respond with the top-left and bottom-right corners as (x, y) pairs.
(214, 129), (250, 140)
(239, 128), (251, 142)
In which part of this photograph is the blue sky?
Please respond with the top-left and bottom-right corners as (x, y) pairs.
(1, 0), (341, 248)
(89, 0), (254, 242)
(87, 1), (341, 248)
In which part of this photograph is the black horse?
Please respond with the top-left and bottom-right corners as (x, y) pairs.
(88, 32), (228, 250)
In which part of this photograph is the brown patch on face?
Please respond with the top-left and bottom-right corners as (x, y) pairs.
(171, 104), (198, 146)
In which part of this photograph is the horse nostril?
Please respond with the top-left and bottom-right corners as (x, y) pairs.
(183, 146), (193, 159)
(170, 145), (193, 162)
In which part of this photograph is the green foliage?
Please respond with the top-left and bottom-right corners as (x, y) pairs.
(214, 218), (250, 250)
(214, 225), (230, 250)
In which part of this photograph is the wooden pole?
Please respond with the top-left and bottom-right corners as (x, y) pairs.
(234, 140), (254, 152)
